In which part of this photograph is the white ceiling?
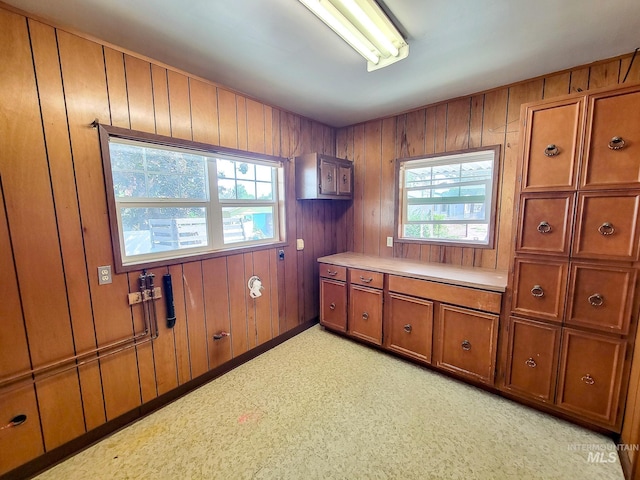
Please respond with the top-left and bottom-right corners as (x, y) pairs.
(5, 0), (640, 127)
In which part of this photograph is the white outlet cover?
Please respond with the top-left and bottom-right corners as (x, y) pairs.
(296, 239), (304, 250)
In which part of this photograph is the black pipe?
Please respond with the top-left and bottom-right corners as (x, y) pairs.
(163, 273), (176, 328)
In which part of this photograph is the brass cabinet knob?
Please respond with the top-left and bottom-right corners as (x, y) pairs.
(588, 293), (604, 307)
(329, 303), (336, 311)
(362, 312), (369, 320)
(608, 136), (626, 150)
(403, 324), (412, 333)
(327, 270), (338, 276)
(537, 221), (552, 234)
(531, 285), (545, 297)
(525, 357), (537, 368)
(581, 373), (595, 385)
(598, 222), (615, 236)
(359, 276), (373, 283)
(544, 144), (560, 157)
(461, 340), (471, 351)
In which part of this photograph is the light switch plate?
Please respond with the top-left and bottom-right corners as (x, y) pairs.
(296, 239), (304, 250)
(386, 237), (393, 247)
(98, 265), (112, 285)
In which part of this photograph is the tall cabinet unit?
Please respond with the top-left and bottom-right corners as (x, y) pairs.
(503, 83), (640, 431)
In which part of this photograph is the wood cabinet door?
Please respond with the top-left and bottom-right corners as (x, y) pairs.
(349, 285), (383, 345)
(320, 279), (347, 332)
(385, 292), (433, 363)
(516, 192), (574, 256)
(572, 191), (640, 261)
(319, 158), (337, 195)
(566, 262), (637, 335)
(521, 98), (583, 191)
(435, 304), (499, 384)
(503, 317), (560, 402)
(556, 328), (626, 427)
(512, 257), (568, 323)
(581, 87), (640, 189)
(338, 165), (352, 196)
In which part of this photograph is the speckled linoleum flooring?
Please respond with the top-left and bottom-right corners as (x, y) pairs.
(34, 325), (624, 479)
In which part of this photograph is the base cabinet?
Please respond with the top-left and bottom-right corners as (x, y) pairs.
(320, 278), (347, 332)
(384, 292), (433, 363)
(349, 284), (383, 345)
(435, 304), (499, 384)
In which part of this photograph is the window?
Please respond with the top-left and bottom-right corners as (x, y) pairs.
(396, 146), (500, 248)
(99, 125), (286, 271)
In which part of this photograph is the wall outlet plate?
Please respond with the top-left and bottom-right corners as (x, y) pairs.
(296, 239), (304, 250)
(98, 265), (112, 285)
(386, 237), (393, 247)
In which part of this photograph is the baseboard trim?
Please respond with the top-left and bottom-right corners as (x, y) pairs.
(3, 319), (318, 480)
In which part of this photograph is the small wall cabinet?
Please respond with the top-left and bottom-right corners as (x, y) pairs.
(295, 153), (353, 200)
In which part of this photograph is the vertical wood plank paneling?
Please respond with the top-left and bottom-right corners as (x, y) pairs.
(244, 252), (257, 350)
(150, 270), (179, 396)
(218, 89), (238, 148)
(424, 107), (436, 155)
(264, 105), (274, 155)
(543, 72), (571, 99)
(620, 53), (640, 84)
(0, 385), (44, 476)
(104, 48), (130, 128)
(268, 250), (281, 337)
(58, 30), (142, 420)
(247, 99), (265, 153)
(570, 67), (590, 94)
(253, 249), (274, 345)
(167, 70), (192, 140)
(151, 65), (171, 136)
(363, 120), (382, 256)
(588, 59), (621, 89)
(236, 96), (248, 151)
(469, 95), (484, 149)
(168, 264), (192, 384)
(379, 117), (396, 257)
(202, 257), (232, 368)
(1, 11), (86, 451)
(227, 254), (249, 356)
(124, 55), (155, 133)
(445, 98), (471, 152)
(28, 19), (106, 430)
(190, 79), (219, 145)
(352, 124), (365, 254)
(180, 261), (211, 379)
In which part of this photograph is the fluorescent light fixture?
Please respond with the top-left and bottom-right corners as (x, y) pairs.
(299, 0), (409, 71)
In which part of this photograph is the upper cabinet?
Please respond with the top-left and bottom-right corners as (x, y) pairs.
(295, 153), (353, 200)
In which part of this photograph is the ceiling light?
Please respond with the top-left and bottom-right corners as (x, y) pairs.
(299, 0), (409, 71)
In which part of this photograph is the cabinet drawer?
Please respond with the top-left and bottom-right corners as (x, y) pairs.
(516, 192), (574, 256)
(512, 257), (568, 323)
(319, 263), (346, 281)
(522, 98), (583, 191)
(566, 263), (636, 335)
(349, 285), (383, 345)
(556, 328), (626, 427)
(320, 279), (347, 333)
(581, 88), (640, 189)
(572, 191), (640, 261)
(388, 275), (502, 314)
(350, 268), (384, 289)
(435, 304), (499, 384)
(503, 317), (560, 402)
(384, 292), (433, 363)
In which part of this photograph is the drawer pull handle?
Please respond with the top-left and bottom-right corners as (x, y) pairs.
(0, 414), (27, 431)
(327, 172), (332, 181)
(537, 221), (552, 234)
(525, 358), (537, 368)
(531, 285), (545, 297)
(327, 270), (338, 276)
(362, 312), (369, 320)
(608, 136), (626, 150)
(403, 324), (412, 333)
(588, 293), (604, 307)
(598, 222), (615, 236)
(359, 276), (373, 283)
(581, 374), (595, 385)
(544, 144), (559, 157)
(329, 302), (336, 311)
(461, 340), (471, 351)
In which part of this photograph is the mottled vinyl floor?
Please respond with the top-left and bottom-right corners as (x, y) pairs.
(35, 325), (624, 479)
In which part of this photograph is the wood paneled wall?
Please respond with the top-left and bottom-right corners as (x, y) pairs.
(336, 53), (640, 272)
(0, 6), (341, 476)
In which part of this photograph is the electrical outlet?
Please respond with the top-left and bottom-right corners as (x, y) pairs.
(98, 265), (112, 285)
(296, 239), (304, 251)
(386, 237), (393, 247)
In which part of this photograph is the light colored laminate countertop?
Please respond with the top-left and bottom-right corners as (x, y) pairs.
(318, 252), (508, 292)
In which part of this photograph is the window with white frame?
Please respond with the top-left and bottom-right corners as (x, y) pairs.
(100, 126), (286, 270)
(396, 146), (500, 248)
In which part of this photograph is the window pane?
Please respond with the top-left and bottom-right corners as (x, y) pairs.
(218, 179), (236, 199)
(255, 165), (273, 182)
(403, 223), (488, 243)
(120, 207), (208, 257)
(222, 206), (274, 244)
(236, 162), (255, 180)
(236, 180), (256, 199)
(256, 181), (273, 200)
